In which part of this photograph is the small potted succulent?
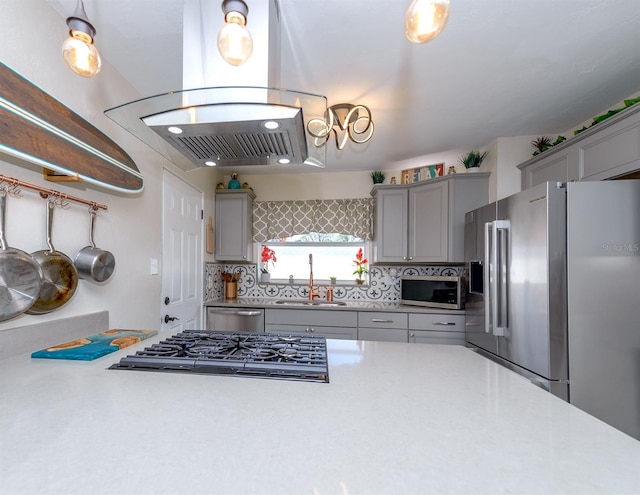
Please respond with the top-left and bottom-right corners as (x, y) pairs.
(329, 276), (337, 285)
(459, 150), (488, 172)
(370, 170), (386, 184)
(531, 136), (552, 156)
(289, 274), (294, 284)
(531, 135), (566, 156)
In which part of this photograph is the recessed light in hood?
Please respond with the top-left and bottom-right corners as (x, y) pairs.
(104, 0), (327, 171)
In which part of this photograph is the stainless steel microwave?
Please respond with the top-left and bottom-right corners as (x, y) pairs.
(400, 275), (464, 309)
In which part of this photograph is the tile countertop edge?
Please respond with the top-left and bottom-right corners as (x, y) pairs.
(1, 338), (639, 494)
(203, 297), (466, 313)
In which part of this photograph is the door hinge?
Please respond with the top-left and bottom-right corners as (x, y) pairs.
(201, 209), (204, 220)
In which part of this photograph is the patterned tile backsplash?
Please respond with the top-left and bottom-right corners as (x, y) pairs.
(205, 263), (464, 302)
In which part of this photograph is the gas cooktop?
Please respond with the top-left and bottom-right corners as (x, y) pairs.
(109, 330), (329, 383)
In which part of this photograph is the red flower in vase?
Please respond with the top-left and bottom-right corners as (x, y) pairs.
(352, 248), (369, 279)
(261, 246), (277, 273)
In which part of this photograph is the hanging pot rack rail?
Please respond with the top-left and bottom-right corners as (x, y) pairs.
(0, 174), (107, 211)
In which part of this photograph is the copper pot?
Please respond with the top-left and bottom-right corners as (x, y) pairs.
(27, 200), (78, 315)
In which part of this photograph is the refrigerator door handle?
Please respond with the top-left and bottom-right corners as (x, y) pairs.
(484, 221), (493, 334)
(493, 220), (509, 336)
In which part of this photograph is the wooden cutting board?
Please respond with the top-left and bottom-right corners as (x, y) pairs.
(0, 61), (143, 193)
(31, 329), (157, 361)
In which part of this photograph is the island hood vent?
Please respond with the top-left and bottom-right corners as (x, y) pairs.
(105, 0), (327, 171)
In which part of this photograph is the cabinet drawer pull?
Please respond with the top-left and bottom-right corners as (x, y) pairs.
(371, 318), (394, 323)
(432, 321), (456, 326)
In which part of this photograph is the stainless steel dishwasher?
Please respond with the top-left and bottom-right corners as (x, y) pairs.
(206, 307), (265, 332)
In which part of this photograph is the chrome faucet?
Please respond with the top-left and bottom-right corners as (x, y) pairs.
(308, 253), (319, 300)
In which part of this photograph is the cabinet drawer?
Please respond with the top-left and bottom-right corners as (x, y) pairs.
(409, 330), (464, 345)
(357, 312), (408, 329)
(409, 313), (465, 332)
(358, 327), (408, 343)
(265, 309), (357, 327)
(265, 323), (356, 340)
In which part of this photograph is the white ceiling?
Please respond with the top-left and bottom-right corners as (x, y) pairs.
(46, 0), (640, 174)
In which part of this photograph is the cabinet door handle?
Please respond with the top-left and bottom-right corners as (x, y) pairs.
(305, 327), (314, 333)
(371, 318), (393, 323)
(410, 332), (415, 337)
(432, 321), (456, 326)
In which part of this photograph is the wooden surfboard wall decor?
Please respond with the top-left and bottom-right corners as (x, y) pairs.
(0, 61), (143, 194)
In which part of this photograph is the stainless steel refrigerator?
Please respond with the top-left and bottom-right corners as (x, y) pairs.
(464, 180), (640, 440)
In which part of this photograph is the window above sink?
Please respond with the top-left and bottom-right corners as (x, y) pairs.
(259, 233), (368, 285)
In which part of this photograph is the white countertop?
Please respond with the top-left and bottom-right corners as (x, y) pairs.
(205, 297), (466, 314)
(1, 336), (639, 494)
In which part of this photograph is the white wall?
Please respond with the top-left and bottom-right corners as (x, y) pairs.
(485, 136), (537, 202)
(0, 0), (218, 333)
(231, 170), (375, 201)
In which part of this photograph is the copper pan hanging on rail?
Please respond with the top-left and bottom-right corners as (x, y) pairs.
(26, 199), (79, 314)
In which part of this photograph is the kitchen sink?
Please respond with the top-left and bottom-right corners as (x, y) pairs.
(274, 299), (347, 307)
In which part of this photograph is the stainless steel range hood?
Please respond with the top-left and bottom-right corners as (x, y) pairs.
(105, 0), (326, 171)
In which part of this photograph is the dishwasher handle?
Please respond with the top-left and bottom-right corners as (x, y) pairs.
(209, 308), (263, 317)
(235, 310), (262, 317)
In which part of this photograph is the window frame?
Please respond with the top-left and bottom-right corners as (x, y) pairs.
(255, 239), (370, 285)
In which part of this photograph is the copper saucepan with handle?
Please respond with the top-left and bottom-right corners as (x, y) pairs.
(74, 207), (115, 282)
(26, 199), (79, 315)
(0, 190), (44, 322)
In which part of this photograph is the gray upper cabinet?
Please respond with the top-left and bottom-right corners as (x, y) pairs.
(519, 104), (640, 189)
(372, 174), (489, 263)
(409, 181), (449, 262)
(519, 147), (580, 190)
(215, 189), (256, 262)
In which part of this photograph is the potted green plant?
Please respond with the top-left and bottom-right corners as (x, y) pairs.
(329, 276), (337, 285)
(531, 136), (552, 156)
(531, 135), (566, 156)
(370, 170), (386, 184)
(289, 274), (294, 284)
(459, 150), (488, 172)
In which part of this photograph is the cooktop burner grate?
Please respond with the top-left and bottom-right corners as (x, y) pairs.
(109, 330), (329, 383)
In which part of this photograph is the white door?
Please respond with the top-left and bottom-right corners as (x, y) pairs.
(161, 169), (203, 333)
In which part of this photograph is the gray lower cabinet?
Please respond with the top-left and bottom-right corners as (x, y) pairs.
(408, 313), (465, 345)
(357, 311), (408, 342)
(264, 308), (357, 340)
